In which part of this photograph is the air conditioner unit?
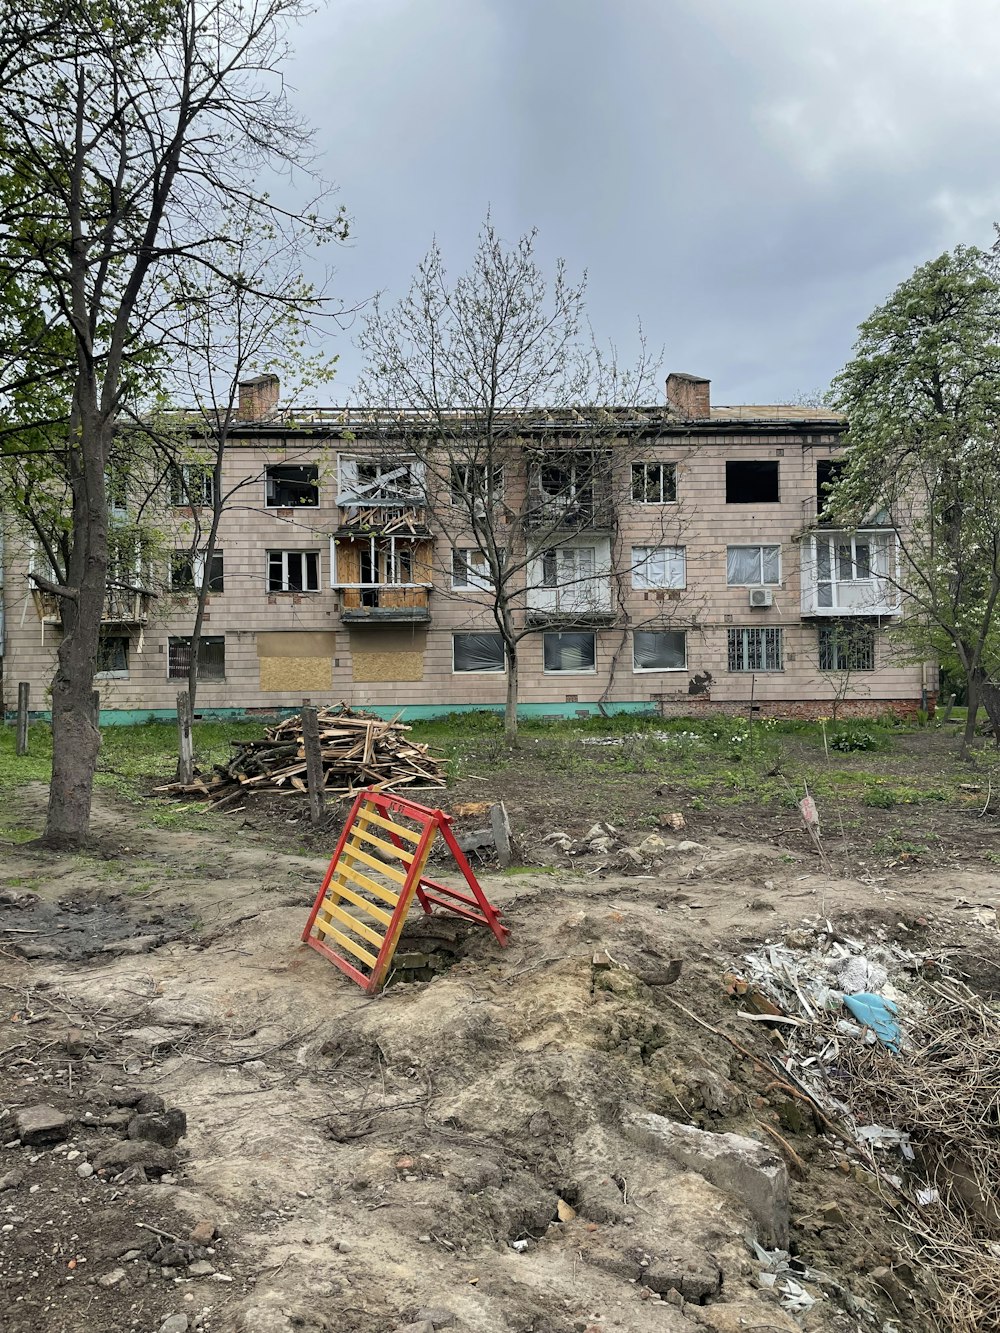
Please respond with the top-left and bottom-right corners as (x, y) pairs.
(749, 587), (773, 608)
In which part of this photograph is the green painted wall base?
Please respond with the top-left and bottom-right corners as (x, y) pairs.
(6, 701), (660, 726)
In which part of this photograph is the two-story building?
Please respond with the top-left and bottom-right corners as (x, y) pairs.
(0, 372), (931, 722)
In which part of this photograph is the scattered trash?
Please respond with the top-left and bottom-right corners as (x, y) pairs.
(843, 992), (901, 1051)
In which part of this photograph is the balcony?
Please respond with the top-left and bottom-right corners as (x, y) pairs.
(800, 531), (901, 617)
(337, 584), (432, 625)
(334, 503), (432, 537)
(526, 581), (614, 628)
(524, 493), (615, 532)
(33, 584), (152, 626)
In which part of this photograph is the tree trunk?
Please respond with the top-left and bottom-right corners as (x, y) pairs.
(44, 455), (107, 848)
(504, 640), (519, 743)
(964, 671), (981, 750)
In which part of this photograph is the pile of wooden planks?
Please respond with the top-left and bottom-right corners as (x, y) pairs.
(154, 704), (446, 805)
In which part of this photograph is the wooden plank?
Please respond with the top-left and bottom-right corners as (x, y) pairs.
(325, 879), (395, 925)
(317, 899), (385, 949)
(339, 840), (408, 884)
(353, 807), (423, 842)
(350, 826), (415, 864)
(313, 917), (378, 968)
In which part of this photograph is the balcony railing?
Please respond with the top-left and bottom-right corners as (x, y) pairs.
(800, 531), (901, 617)
(526, 580), (615, 626)
(334, 503), (431, 536)
(33, 585), (152, 626)
(337, 584), (432, 624)
(524, 493), (615, 531)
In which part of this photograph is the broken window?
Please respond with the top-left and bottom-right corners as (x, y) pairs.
(633, 630), (686, 671)
(338, 457), (424, 504)
(818, 623), (875, 672)
(450, 463), (503, 509)
(543, 631), (596, 673)
(452, 548), (494, 591)
(170, 549), (224, 593)
(632, 546), (685, 589)
(96, 633), (129, 677)
(267, 550), (320, 592)
(727, 627), (783, 672)
(453, 632), (505, 672)
(631, 462), (677, 504)
(168, 636), (226, 680)
(726, 545), (780, 585)
(816, 458), (845, 515)
(169, 463), (216, 507)
(265, 464), (319, 508)
(725, 460), (779, 504)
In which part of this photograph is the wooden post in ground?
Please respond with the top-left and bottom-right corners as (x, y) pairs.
(176, 691), (194, 786)
(15, 682), (29, 756)
(301, 704), (325, 825)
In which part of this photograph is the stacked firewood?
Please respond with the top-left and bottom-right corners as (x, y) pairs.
(154, 704), (446, 804)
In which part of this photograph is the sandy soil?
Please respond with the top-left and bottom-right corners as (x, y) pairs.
(1, 783), (996, 1333)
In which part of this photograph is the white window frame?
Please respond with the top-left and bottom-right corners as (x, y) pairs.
(632, 546), (686, 590)
(542, 631), (597, 674)
(452, 548), (494, 591)
(726, 545), (781, 586)
(632, 629), (687, 673)
(450, 462), (504, 510)
(170, 462), (216, 508)
(267, 549), (321, 593)
(170, 549), (224, 593)
(452, 632), (506, 673)
(631, 461), (677, 504)
(337, 456), (425, 505)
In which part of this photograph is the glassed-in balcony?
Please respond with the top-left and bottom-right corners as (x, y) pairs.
(800, 531), (900, 616)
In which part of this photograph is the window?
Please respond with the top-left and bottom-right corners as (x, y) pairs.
(169, 463), (216, 508)
(541, 546), (596, 589)
(453, 632), (505, 673)
(265, 464), (319, 508)
(267, 550), (320, 592)
(727, 627), (783, 672)
(725, 460), (779, 504)
(818, 623), (875, 672)
(633, 630), (686, 671)
(168, 636), (226, 681)
(631, 462), (677, 504)
(726, 545), (780, 585)
(450, 463), (503, 509)
(106, 465), (130, 519)
(170, 550), (224, 593)
(96, 634), (129, 678)
(632, 546), (685, 589)
(338, 457), (423, 504)
(452, 548), (494, 591)
(817, 459), (845, 515)
(543, 631), (596, 673)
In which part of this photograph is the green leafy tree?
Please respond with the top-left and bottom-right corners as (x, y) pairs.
(831, 245), (1000, 747)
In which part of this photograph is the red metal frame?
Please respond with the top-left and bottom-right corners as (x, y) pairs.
(302, 788), (509, 994)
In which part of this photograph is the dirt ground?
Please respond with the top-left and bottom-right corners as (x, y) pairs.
(1, 780), (998, 1333)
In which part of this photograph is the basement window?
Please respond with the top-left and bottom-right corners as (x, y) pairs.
(168, 636), (226, 681)
(265, 464), (319, 508)
(725, 460), (779, 504)
(267, 550), (320, 593)
(453, 632), (505, 673)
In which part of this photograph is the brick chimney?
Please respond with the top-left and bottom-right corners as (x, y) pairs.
(665, 372), (710, 419)
(238, 374), (280, 421)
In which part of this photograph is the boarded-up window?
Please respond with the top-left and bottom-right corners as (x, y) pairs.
(257, 631), (336, 692)
(350, 627), (427, 683)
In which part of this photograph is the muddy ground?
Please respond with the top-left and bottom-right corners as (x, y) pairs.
(1, 781), (998, 1333)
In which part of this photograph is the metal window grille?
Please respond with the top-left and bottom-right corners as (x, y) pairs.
(727, 626), (783, 672)
(818, 625), (875, 672)
(168, 636), (226, 680)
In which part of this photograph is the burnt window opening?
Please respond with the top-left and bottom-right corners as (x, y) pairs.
(725, 460), (779, 504)
(817, 459), (846, 515)
(168, 636), (226, 681)
(170, 550), (224, 593)
(265, 464), (319, 508)
(96, 633), (129, 677)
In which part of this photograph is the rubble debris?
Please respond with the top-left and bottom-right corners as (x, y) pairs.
(154, 703), (447, 802)
(842, 992), (900, 1050)
(15, 1104), (71, 1145)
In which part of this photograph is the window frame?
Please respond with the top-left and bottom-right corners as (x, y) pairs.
(631, 461), (677, 505)
(449, 462), (504, 510)
(818, 623), (876, 672)
(727, 626), (784, 673)
(451, 547), (494, 592)
(267, 549), (321, 593)
(631, 545), (686, 590)
(264, 464), (320, 509)
(168, 635), (226, 682)
(726, 544), (781, 586)
(542, 630), (597, 674)
(170, 549), (224, 593)
(632, 629), (687, 673)
(452, 631), (506, 674)
(169, 462), (216, 508)
(95, 633), (130, 680)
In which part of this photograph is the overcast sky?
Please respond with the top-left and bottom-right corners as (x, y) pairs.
(284, 0), (1000, 406)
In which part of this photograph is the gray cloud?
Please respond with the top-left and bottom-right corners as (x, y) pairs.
(285, 0), (1000, 403)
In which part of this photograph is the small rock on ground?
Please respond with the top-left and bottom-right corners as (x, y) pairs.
(0, 1169), (24, 1191)
(159, 1317), (190, 1333)
(415, 1311), (457, 1329)
(15, 1104), (71, 1145)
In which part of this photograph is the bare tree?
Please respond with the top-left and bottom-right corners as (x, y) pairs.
(356, 221), (665, 740)
(0, 1), (339, 845)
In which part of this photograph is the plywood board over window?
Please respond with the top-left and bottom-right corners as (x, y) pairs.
(257, 631), (336, 692)
(350, 627), (427, 683)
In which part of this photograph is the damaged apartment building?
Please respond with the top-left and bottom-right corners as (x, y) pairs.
(0, 372), (932, 722)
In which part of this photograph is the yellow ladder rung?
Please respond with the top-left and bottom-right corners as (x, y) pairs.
(318, 900), (385, 949)
(341, 841), (408, 884)
(314, 917), (379, 968)
(325, 879), (394, 926)
(356, 807), (423, 842)
(351, 827), (415, 864)
(332, 858), (400, 908)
